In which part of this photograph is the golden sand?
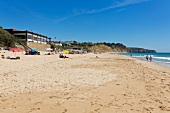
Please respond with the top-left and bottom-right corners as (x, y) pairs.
(0, 51), (170, 113)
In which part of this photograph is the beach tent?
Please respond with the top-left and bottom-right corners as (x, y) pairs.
(45, 48), (53, 51)
(27, 48), (39, 55)
(9, 48), (22, 52)
(62, 50), (69, 54)
(31, 48), (38, 53)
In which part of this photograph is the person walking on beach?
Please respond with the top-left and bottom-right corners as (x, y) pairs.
(149, 55), (152, 62)
(146, 54), (149, 61)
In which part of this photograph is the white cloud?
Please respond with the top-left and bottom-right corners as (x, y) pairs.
(55, 0), (150, 23)
(80, 0), (149, 14)
(114, 8), (126, 13)
(55, 17), (71, 23)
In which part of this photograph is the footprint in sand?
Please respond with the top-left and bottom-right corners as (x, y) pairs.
(159, 106), (170, 111)
(62, 109), (67, 113)
(28, 107), (40, 113)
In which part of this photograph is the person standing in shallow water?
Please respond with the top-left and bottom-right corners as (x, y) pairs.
(146, 54), (149, 61)
(149, 55), (152, 62)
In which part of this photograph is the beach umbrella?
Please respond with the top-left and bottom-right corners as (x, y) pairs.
(9, 48), (22, 52)
(9, 48), (22, 57)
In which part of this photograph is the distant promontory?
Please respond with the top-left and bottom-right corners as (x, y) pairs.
(127, 47), (156, 53)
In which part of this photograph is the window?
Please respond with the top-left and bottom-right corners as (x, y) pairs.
(38, 37), (41, 41)
(34, 37), (37, 41)
(42, 38), (46, 42)
(19, 36), (26, 39)
(28, 35), (32, 39)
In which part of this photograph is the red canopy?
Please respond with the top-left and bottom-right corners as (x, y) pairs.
(9, 48), (22, 52)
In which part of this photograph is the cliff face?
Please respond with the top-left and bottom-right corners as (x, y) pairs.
(112, 47), (127, 52)
(112, 44), (127, 52)
(127, 47), (156, 53)
(89, 44), (113, 53)
(87, 43), (157, 53)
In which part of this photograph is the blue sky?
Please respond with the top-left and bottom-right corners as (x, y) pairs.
(0, 0), (170, 52)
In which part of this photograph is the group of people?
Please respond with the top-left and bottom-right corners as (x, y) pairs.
(146, 54), (152, 62)
(1, 54), (20, 60)
(59, 54), (69, 58)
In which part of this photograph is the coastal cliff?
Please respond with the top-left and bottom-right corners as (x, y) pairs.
(86, 44), (156, 53)
(127, 47), (156, 53)
(96, 43), (156, 53)
(61, 41), (156, 53)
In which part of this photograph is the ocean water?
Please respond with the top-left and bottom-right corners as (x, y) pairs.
(119, 53), (170, 67)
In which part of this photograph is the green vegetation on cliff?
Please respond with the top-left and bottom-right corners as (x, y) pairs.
(0, 26), (17, 47)
(61, 41), (156, 53)
(0, 26), (24, 50)
(63, 41), (127, 52)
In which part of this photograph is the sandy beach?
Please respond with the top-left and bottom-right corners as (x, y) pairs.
(0, 51), (170, 113)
